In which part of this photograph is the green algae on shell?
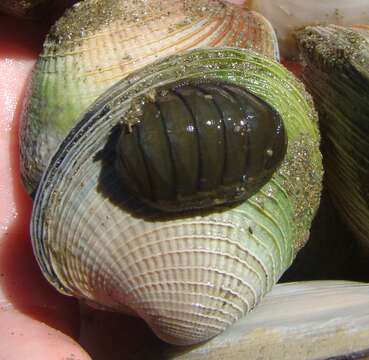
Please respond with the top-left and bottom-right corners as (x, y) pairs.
(297, 24), (369, 250)
(20, 0), (280, 195)
(31, 48), (322, 345)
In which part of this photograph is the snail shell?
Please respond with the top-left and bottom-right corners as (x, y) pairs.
(297, 25), (369, 250)
(20, 0), (280, 194)
(117, 79), (287, 211)
(31, 48), (323, 345)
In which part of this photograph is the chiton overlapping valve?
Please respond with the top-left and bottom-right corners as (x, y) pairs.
(116, 79), (287, 212)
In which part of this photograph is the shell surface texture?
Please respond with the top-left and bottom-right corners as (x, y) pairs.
(146, 281), (369, 359)
(116, 78), (287, 212)
(31, 48), (323, 345)
(297, 24), (369, 250)
(20, 0), (280, 194)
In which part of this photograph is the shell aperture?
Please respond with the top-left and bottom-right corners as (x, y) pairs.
(116, 79), (287, 212)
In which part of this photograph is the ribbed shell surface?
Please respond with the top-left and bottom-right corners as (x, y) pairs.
(20, 0), (279, 194)
(117, 80), (286, 211)
(298, 25), (369, 249)
(32, 48), (322, 345)
(157, 281), (369, 359)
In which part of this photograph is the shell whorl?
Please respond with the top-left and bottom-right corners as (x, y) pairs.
(116, 79), (287, 211)
(31, 48), (322, 345)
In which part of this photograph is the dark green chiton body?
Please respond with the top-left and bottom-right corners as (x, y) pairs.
(116, 79), (287, 211)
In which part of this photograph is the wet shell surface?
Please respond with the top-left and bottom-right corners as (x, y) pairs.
(31, 48), (323, 345)
(20, 0), (279, 194)
(116, 79), (287, 211)
(297, 25), (369, 250)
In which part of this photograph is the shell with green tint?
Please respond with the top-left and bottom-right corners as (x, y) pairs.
(31, 48), (322, 345)
(20, 0), (280, 195)
(297, 25), (369, 250)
